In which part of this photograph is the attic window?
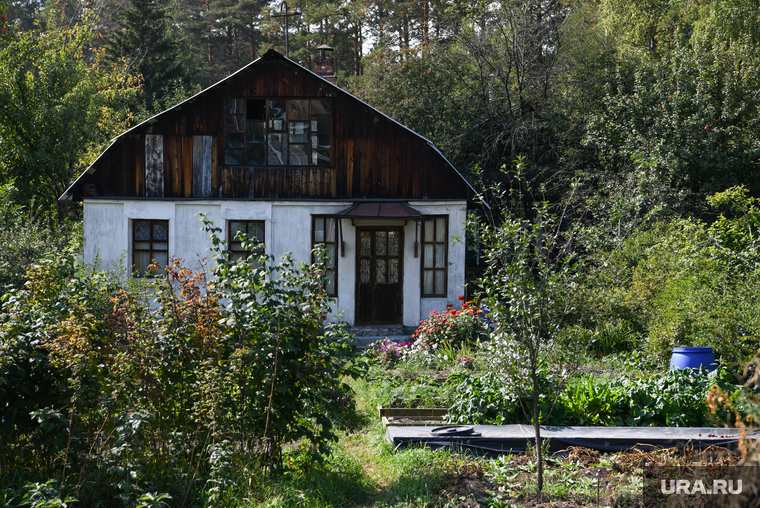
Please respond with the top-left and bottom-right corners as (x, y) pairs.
(224, 98), (331, 166)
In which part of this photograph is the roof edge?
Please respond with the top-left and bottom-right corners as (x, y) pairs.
(60, 49), (478, 202)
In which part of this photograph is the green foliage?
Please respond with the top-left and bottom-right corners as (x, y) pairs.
(446, 372), (523, 425)
(411, 300), (488, 351)
(364, 339), (414, 368)
(0, 13), (139, 211)
(580, 213), (760, 370)
(0, 182), (79, 302)
(445, 368), (744, 428)
(0, 215), (358, 504)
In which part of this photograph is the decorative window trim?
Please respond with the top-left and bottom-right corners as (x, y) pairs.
(223, 98), (331, 167)
(420, 216), (448, 297)
(227, 220), (265, 262)
(132, 219), (169, 276)
(311, 215), (338, 296)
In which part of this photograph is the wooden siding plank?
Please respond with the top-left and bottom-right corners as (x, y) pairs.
(381, 139), (390, 198)
(192, 135), (203, 197)
(202, 135), (212, 198)
(135, 135), (145, 197)
(167, 136), (181, 197)
(183, 136), (193, 197)
(145, 134), (164, 197)
(388, 138), (399, 197)
(211, 136), (220, 197)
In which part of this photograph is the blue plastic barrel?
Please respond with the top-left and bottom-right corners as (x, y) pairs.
(669, 347), (717, 373)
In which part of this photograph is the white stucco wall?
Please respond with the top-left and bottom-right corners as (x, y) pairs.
(83, 199), (467, 326)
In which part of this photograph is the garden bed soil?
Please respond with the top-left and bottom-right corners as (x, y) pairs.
(434, 446), (742, 508)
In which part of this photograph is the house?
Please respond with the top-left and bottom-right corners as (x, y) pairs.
(60, 48), (476, 328)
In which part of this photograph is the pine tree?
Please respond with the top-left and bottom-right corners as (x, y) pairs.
(104, 0), (186, 107)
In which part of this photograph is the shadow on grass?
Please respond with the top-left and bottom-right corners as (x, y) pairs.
(263, 451), (375, 507)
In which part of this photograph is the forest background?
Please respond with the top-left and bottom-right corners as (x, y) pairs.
(1, 0), (760, 223)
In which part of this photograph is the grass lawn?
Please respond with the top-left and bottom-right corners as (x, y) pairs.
(246, 374), (742, 508)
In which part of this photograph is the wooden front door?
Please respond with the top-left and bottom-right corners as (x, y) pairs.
(356, 227), (403, 325)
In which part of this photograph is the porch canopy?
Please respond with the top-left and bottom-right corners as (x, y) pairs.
(331, 202), (425, 257)
(334, 202), (423, 220)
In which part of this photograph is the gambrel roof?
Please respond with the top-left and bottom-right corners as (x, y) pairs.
(60, 49), (476, 203)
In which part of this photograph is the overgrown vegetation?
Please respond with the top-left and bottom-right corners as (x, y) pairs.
(0, 218), (357, 505)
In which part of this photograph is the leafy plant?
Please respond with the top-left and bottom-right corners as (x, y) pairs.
(364, 339), (414, 368)
(411, 299), (488, 351)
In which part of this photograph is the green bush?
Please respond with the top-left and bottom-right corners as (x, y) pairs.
(578, 215), (760, 371)
(0, 216), (358, 504)
(444, 368), (744, 427)
(411, 300), (488, 351)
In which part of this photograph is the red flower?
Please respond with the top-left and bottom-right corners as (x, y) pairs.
(458, 295), (465, 300)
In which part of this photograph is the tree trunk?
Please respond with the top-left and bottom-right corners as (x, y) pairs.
(422, 0), (429, 46)
(531, 356), (543, 495)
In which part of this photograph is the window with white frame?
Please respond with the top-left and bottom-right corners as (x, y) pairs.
(421, 217), (447, 296)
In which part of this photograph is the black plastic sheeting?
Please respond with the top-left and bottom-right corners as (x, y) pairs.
(387, 425), (758, 457)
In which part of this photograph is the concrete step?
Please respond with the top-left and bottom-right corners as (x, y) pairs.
(349, 326), (416, 349)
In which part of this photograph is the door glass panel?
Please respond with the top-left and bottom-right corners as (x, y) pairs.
(135, 221), (151, 241)
(268, 133), (286, 165)
(435, 244), (445, 268)
(134, 242), (150, 250)
(153, 222), (168, 240)
(434, 270), (445, 294)
(289, 144), (308, 165)
(152, 242), (167, 250)
(423, 270), (434, 294)
(325, 270), (335, 294)
(375, 231), (387, 256)
(375, 259), (387, 283)
(388, 231), (399, 256)
(360, 231), (371, 256)
(423, 244), (434, 268)
(289, 100), (309, 121)
(388, 259), (399, 283)
(360, 258), (371, 283)
(436, 218), (447, 242)
(424, 220), (434, 242)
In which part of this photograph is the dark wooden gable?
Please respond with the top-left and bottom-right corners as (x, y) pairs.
(61, 50), (474, 202)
